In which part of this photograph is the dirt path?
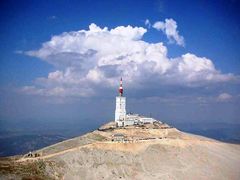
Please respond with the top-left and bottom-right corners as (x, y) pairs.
(17, 143), (93, 162)
(16, 138), (179, 162)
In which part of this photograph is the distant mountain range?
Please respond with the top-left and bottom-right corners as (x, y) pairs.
(174, 122), (240, 143)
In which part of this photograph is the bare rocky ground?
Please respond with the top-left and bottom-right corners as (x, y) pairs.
(0, 121), (240, 180)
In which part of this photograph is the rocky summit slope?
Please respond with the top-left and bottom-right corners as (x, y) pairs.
(0, 121), (240, 180)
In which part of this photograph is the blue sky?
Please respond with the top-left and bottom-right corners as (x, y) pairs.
(0, 0), (240, 125)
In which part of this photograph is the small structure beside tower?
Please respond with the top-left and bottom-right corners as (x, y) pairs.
(115, 78), (156, 127)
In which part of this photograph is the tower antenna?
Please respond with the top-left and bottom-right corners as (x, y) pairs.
(119, 77), (123, 96)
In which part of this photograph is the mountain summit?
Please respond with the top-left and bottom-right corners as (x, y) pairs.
(1, 121), (240, 179)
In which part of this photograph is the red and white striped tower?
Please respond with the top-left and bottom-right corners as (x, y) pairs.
(119, 77), (123, 96)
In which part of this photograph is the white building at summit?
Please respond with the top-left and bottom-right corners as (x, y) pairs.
(115, 78), (156, 127)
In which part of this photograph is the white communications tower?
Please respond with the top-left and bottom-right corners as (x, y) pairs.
(115, 78), (126, 127)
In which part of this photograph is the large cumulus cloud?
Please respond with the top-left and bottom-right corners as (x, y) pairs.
(22, 23), (236, 98)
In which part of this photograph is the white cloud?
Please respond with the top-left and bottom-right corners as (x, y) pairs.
(153, 18), (185, 46)
(110, 25), (147, 40)
(22, 23), (236, 98)
(217, 93), (233, 102)
(145, 19), (151, 28)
